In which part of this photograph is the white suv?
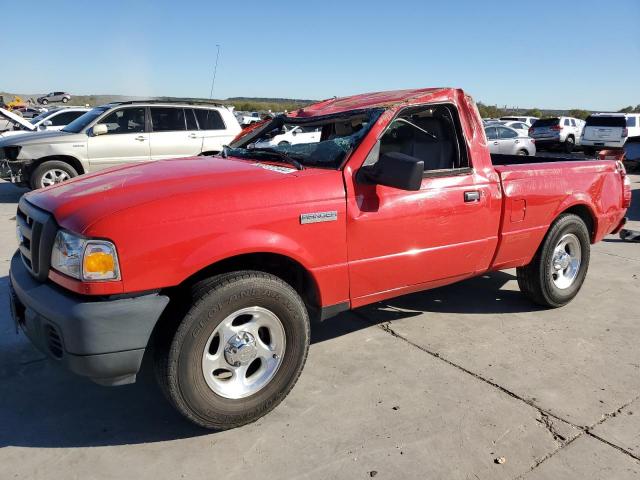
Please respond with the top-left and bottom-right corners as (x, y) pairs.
(528, 116), (585, 153)
(0, 101), (241, 189)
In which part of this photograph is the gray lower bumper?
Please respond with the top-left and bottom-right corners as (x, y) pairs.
(9, 251), (170, 385)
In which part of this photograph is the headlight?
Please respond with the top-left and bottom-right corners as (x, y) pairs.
(51, 230), (120, 281)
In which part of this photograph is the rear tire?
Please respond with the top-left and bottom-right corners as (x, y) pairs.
(517, 214), (590, 307)
(30, 160), (78, 189)
(41, 99), (48, 105)
(564, 136), (575, 153)
(155, 271), (310, 430)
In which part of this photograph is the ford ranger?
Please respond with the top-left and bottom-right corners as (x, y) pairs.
(8, 88), (631, 430)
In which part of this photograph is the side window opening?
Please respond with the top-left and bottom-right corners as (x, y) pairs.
(195, 109), (225, 130)
(378, 104), (468, 172)
(97, 107), (146, 134)
(150, 107), (186, 132)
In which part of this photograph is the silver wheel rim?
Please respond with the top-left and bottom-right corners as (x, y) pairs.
(201, 306), (286, 399)
(41, 169), (70, 187)
(550, 233), (581, 289)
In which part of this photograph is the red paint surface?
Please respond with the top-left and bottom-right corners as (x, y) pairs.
(26, 88), (629, 309)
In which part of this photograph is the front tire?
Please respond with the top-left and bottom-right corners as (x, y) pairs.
(62, 97), (68, 103)
(30, 160), (78, 189)
(517, 214), (590, 307)
(155, 271), (310, 430)
(517, 149), (529, 156)
(40, 99), (48, 105)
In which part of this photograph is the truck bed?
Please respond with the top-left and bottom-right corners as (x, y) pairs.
(490, 153), (591, 166)
(488, 155), (625, 271)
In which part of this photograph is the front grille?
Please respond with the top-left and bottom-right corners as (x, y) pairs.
(16, 198), (57, 282)
(44, 324), (64, 358)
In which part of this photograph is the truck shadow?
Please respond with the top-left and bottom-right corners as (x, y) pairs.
(0, 271), (536, 448)
(311, 270), (541, 343)
(0, 181), (28, 204)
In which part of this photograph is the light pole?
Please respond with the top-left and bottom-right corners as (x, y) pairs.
(209, 44), (221, 100)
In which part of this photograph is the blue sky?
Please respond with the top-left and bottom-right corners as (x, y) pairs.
(4, 0), (639, 110)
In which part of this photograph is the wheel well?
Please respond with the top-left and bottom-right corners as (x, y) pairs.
(34, 155), (85, 175)
(199, 151), (220, 156)
(567, 134), (575, 140)
(561, 204), (595, 241)
(171, 253), (321, 319)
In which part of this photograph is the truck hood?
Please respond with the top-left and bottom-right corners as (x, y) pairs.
(26, 156), (336, 234)
(0, 107), (35, 131)
(0, 129), (79, 147)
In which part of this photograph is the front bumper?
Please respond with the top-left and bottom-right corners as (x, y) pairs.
(9, 251), (169, 386)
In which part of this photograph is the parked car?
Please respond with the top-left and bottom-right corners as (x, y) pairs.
(37, 92), (72, 105)
(238, 111), (262, 126)
(485, 125), (536, 155)
(528, 117), (585, 152)
(581, 114), (627, 156)
(13, 106), (46, 119)
(254, 125), (321, 147)
(0, 107), (89, 138)
(0, 101), (241, 188)
(8, 87), (630, 430)
(499, 120), (531, 136)
(500, 116), (538, 126)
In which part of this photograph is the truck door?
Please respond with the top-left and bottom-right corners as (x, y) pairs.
(346, 104), (501, 305)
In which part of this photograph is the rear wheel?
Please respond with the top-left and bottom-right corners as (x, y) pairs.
(30, 160), (78, 189)
(517, 214), (590, 307)
(155, 271), (310, 430)
(564, 136), (575, 153)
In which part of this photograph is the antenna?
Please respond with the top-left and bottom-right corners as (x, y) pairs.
(209, 44), (221, 100)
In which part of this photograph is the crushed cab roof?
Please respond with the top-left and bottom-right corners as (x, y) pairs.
(288, 87), (452, 118)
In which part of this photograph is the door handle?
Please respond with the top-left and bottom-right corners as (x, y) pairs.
(188, 133), (198, 139)
(135, 136), (146, 141)
(464, 191), (481, 202)
(493, 141), (499, 145)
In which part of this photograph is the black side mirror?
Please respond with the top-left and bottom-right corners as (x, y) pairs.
(359, 152), (424, 191)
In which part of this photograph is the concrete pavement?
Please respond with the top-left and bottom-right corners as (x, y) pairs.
(1, 176), (639, 479)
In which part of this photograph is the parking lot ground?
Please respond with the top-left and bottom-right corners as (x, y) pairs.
(1, 173), (639, 480)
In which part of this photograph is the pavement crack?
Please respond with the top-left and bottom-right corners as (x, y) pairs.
(538, 412), (566, 443)
(354, 311), (640, 476)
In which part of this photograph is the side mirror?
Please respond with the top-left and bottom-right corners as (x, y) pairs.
(43, 120), (53, 127)
(292, 129), (298, 136)
(92, 124), (108, 136)
(359, 152), (424, 191)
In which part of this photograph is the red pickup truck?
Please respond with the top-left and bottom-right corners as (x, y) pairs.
(9, 88), (630, 429)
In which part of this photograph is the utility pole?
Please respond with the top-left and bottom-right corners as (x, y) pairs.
(209, 44), (221, 100)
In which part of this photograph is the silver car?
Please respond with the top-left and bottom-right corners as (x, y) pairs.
(485, 125), (536, 156)
(37, 91), (72, 105)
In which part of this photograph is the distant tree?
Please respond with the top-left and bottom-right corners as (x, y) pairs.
(568, 109), (590, 120)
(524, 108), (542, 118)
(476, 102), (504, 119)
(618, 106), (634, 113)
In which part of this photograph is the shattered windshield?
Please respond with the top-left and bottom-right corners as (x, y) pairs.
(226, 108), (383, 169)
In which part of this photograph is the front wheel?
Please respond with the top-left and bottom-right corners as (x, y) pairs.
(62, 97), (68, 103)
(40, 99), (48, 105)
(517, 214), (590, 307)
(517, 149), (529, 156)
(30, 160), (78, 189)
(155, 271), (310, 430)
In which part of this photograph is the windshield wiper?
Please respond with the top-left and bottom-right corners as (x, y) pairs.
(249, 148), (305, 170)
